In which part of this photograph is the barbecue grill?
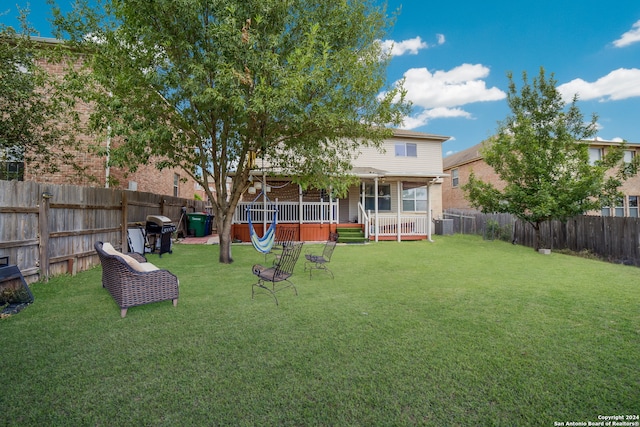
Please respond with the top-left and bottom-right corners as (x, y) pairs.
(145, 215), (176, 257)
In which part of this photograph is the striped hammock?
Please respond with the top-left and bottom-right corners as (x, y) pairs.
(247, 205), (277, 254)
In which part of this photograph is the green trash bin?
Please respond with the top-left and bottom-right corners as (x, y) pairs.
(187, 213), (208, 237)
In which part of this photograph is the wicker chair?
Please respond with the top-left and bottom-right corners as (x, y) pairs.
(94, 241), (179, 317)
(252, 242), (303, 305)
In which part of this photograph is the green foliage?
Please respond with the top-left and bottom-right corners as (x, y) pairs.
(0, 8), (80, 178)
(484, 219), (512, 241)
(52, 0), (410, 262)
(463, 67), (638, 248)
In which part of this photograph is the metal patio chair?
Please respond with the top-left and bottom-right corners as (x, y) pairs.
(265, 227), (296, 262)
(304, 233), (338, 279)
(252, 242), (304, 305)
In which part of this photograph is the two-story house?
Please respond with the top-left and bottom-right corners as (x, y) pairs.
(443, 139), (640, 217)
(232, 129), (450, 242)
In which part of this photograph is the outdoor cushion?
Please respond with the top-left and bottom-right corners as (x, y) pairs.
(101, 242), (158, 272)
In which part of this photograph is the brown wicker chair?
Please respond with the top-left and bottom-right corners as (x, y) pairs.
(94, 241), (179, 317)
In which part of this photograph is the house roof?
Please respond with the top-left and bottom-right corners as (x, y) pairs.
(443, 142), (484, 170)
(442, 138), (640, 171)
(391, 128), (450, 142)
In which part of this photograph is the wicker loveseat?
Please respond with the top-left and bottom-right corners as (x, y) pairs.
(94, 241), (179, 317)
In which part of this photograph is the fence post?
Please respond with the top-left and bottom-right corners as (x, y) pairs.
(39, 189), (52, 282)
(121, 191), (128, 252)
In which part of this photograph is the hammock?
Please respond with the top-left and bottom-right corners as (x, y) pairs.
(247, 201), (278, 254)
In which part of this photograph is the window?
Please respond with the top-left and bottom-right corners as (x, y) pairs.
(602, 197), (624, 217)
(364, 183), (391, 211)
(629, 196), (639, 218)
(452, 169), (459, 187)
(0, 147), (24, 181)
(614, 197), (624, 217)
(395, 143), (417, 157)
(173, 174), (179, 197)
(588, 147), (602, 165)
(402, 184), (427, 212)
(624, 150), (635, 164)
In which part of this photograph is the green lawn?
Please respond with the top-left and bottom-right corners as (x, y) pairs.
(1, 235), (638, 426)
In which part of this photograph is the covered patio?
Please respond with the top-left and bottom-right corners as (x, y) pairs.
(231, 168), (445, 243)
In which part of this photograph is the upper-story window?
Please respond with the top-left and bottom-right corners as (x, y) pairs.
(452, 169), (459, 188)
(588, 147), (602, 165)
(395, 143), (417, 157)
(624, 150), (635, 164)
(173, 174), (179, 197)
(1, 147), (24, 181)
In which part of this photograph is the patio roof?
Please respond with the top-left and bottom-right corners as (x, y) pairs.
(350, 167), (447, 180)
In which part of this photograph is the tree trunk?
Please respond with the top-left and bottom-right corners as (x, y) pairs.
(216, 215), (234, 264)
(533, 222), (541, 251)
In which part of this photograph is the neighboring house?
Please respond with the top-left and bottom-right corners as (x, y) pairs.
(442, 139), (640, 217)
(232, 129), (450, 242)
(1, 36), (201, 200)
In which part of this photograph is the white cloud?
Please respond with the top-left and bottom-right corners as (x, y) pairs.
(400, 107), (471, 129)
(557, 68), (640, 102)
(436, 34), (445, 45)
(379, 36), (428, 56)
(613, 19), (640, 47)
(388, 64), (506, 129)
(401, 64), (506, 109)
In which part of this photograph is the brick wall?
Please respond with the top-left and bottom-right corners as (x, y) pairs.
(444, 146), (640, 216)
(443, 159), (506, 210)
(19, 49), (200, 199)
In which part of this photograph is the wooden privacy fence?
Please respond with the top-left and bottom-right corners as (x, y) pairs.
(0, 180), (208, 283)
(513, 215), (640, 266)
(445, 208), (640, 266)
(443, 209), (515, 240)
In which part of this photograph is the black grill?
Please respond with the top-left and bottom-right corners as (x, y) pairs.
(145, 215), (176, 257)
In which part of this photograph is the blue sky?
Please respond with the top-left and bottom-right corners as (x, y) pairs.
(3, 0), (640, 156)
(381, 0), (640, 155)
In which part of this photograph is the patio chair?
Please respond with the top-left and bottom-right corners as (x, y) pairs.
(94, 241), (179, 317)
(266, 227), (296, 262)
(304, 233), (338, 279)
(252, 242), (304, 305)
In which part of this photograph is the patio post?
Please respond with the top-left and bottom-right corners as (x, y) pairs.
(298, 184), (303, 226)
(374, 177), (379, 242)
(396, 181), (402, 242)
(427, 178), (434, 242)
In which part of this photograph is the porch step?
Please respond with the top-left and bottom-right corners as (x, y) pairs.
(336, 227), (368, 244)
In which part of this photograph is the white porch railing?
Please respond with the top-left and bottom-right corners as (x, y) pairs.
(358, 202), (369, 239)
(233, 201), (339, 223)
(370, 214), (429, 236)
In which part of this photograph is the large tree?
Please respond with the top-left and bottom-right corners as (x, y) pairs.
(53, 0), (410, 263)
(463, 67), (637, 250)
(0, 9), (79, 179)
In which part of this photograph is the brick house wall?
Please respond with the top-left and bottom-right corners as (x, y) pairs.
(15, 38), (201, 200)
(443, 140), (640, 216)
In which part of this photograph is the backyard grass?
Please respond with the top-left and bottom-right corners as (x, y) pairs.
(1, 234), (638, 426)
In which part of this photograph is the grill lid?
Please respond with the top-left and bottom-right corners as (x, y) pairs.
(146, 215), (173, 226)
